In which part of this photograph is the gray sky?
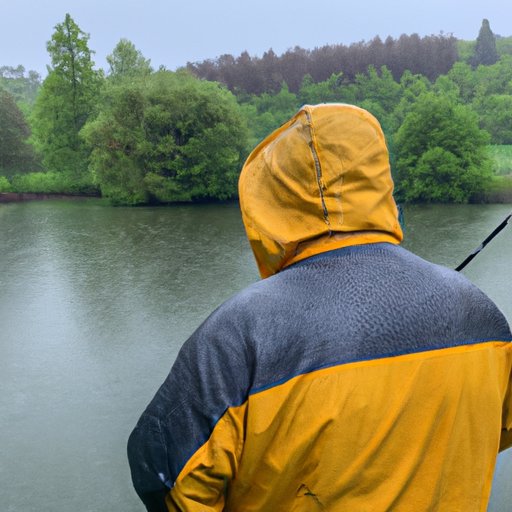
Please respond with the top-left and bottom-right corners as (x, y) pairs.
(1, 0), (510, 77)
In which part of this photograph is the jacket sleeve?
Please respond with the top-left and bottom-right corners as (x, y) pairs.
(127, 302), (252, 511)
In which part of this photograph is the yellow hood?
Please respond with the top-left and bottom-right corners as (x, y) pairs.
(239, 103), (403, 278)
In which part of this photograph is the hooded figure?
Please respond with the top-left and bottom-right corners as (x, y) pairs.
(128, 104), (512, 512)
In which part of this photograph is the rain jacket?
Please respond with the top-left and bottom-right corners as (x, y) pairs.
(128, 104), (512, 512)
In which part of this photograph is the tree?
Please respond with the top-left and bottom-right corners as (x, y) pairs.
(354, 66), (401, 114)
(432, 74), (460, 100)
(260, 49), (283, 92)
(187, 34), (457, 96)
(473, 94), (512, 144)
(472, 19), (499, 67)
(446, 62), (477, 102)
(298, 73), (356, 106)
(0, 66), (41, 107)
(390, 70), (431, 131)
(457, 40), (475, 64)
(233, 51), (264, 94)
(106, 39), (152, 82)
(0, 89), (39, 175)
(240, 83), (300, 147)
(473, 55), (512, 96)
(496, 36), (512, 57)
(31, 13), (100, 176)
(82, 71), (249, 204)
(394, 92), (492, 203)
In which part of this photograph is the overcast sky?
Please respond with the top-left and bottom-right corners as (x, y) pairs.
(1, 0), (509, 77)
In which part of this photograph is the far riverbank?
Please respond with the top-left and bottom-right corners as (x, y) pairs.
(0, 192), (100, 203)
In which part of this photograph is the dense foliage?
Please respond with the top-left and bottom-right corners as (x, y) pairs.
(82, 71), (248, 204)
(394, 93), (492, 202)
(2, 15), (512, 204)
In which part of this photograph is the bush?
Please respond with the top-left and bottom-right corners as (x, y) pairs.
(0, 175), (12, 192)
(10, 171), (98, 195)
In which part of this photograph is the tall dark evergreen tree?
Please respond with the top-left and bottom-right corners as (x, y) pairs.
(472, 19), (499, 67)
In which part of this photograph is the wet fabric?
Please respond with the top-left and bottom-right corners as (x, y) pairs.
(238, 104), (403, 278)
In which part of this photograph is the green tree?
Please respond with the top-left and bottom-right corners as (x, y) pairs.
(473, 55), (512, 96)
(472, 19), (499, 67)
(0, 89), (39, 176)
(496, 36), (512, 57)
(354, 66), (401, 114)
(239, 83), (299, 146)
(446, 57), (512, 105)
(106, 39), (152, 82)
(298, 73), (356, 106)
(31, 13), (100, 176)
(457, 40), (475, 64)
(395, 92), (492, 203)
(351, 65), (402, 136)
(0, 66), (41, 109)
(446, 62), (477, 103)
(473, 94), (512, 144)
(82, 71), (248, 204)
(432, 75), (461, 104)
(390, 70), (431, 131)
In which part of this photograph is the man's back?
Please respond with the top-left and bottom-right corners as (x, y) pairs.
(129, 243), (512, 511)
(222, 243), (511, 511)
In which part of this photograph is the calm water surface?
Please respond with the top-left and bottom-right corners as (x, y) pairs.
(1, 200), (511, 511)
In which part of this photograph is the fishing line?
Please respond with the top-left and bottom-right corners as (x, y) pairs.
(455, 211), (512, 272)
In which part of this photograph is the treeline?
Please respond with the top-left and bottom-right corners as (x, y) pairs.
(0, 15), (248, 204)
(187, 34), (459, 94)
(236, 52), (512, 202)
(1, 15), (511, 205)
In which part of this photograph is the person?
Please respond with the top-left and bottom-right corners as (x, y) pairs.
(128, 103), (512, 511)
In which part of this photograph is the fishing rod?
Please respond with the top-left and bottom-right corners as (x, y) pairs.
(455, 211), (512, 272)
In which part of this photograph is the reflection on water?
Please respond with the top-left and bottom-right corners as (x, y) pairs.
(0, 200), (510, 511)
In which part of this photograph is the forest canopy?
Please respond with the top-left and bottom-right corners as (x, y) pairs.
(1, 15), (512, 204)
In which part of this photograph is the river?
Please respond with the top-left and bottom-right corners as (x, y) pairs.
(1, 200), (511, 511)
